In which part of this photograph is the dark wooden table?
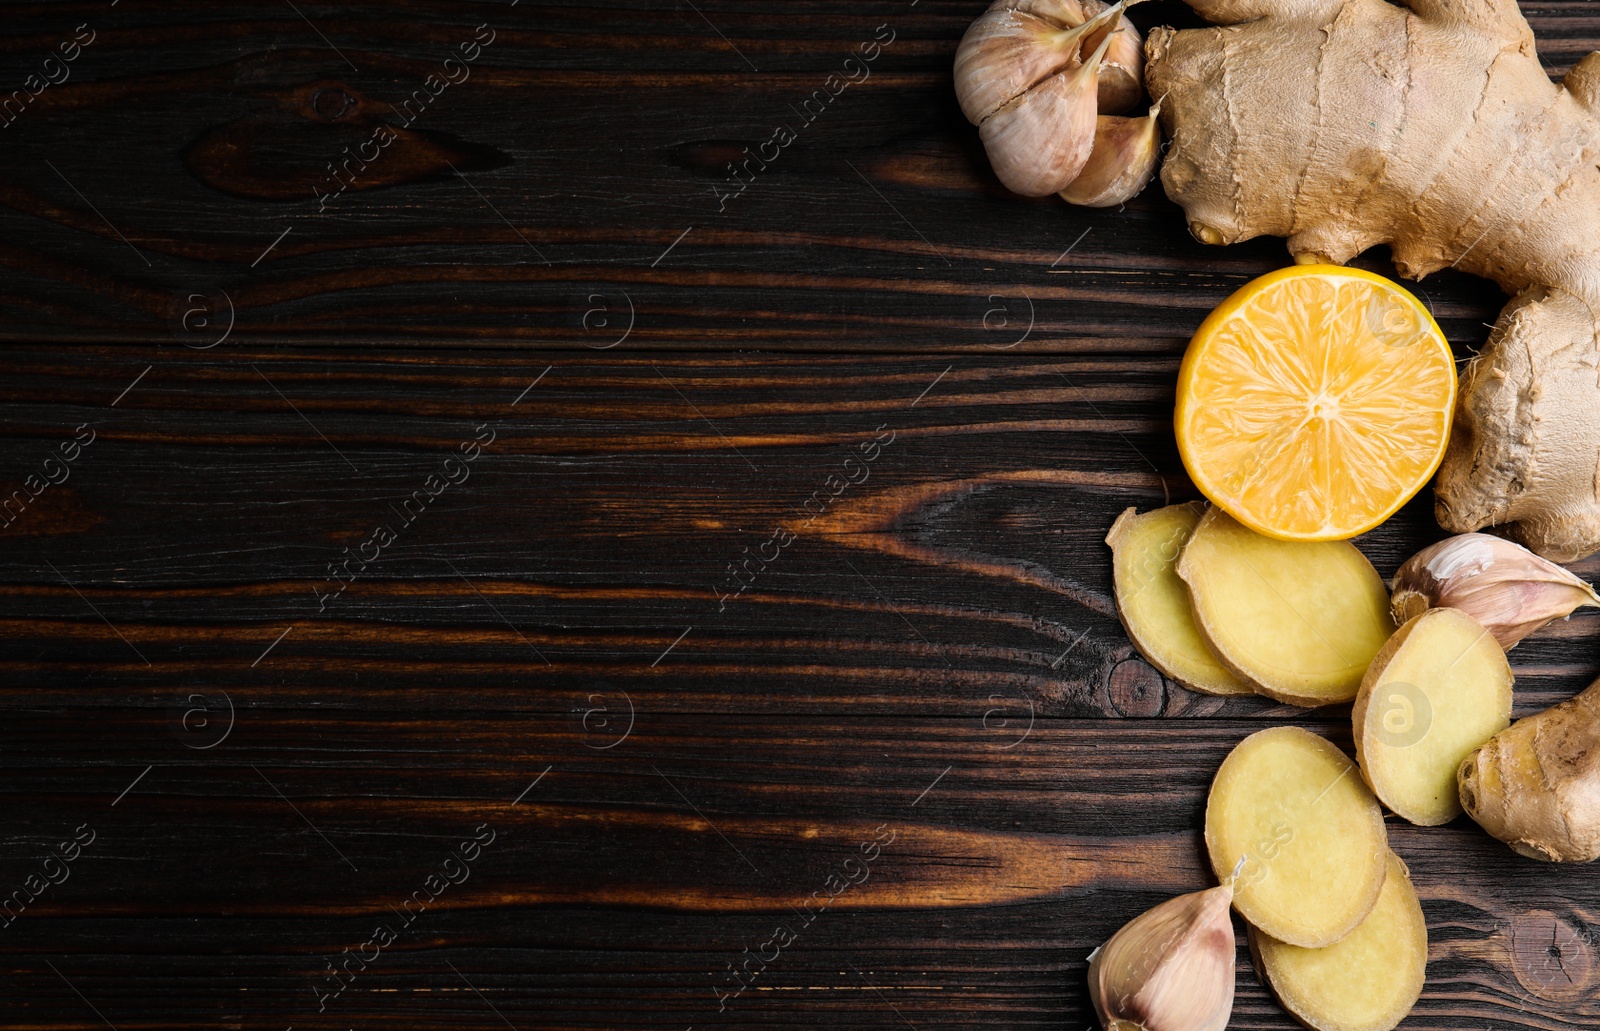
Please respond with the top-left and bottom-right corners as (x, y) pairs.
(3, 2), (1598, 1028)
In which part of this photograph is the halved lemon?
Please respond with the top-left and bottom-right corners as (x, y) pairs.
(1175, 265), (1456, 541)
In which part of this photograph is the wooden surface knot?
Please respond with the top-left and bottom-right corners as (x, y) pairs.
(182, 75), (510, 204)
(1106, 657), (1166, 718)
(1509, 909), (1595, 1003)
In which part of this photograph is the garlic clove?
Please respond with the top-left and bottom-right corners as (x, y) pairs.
(1006, 0), (1095, 20)
(955, 0), (1122, 126)
(1096, 52), (1143, 115)
(1088, 881), (1236, 1031)
(978, 10), (1123, 196)
(1059, 103), (1161, 207)
(980, 67), (1101, 195)
(1079, 1), (1144, 113)
(1391, 532), (1600, 649)
(954, 9), (1083, 126)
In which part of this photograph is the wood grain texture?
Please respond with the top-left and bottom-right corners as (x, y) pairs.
(3, 0), (1600, 1028)
(1, 346), (1599, 1029)
(0, 0), (1563, 348)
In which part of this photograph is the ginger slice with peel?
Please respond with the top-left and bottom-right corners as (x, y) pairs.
(1177, 507), (1395, 706)
(1354, 607), (1512, 826)
(1249, 851), (1427, 1031)
(1105, 503), (1252, 696)
(1206, 726), (1388, 947)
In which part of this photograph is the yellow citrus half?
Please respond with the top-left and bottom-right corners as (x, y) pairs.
(1175, 265), (1456, 541)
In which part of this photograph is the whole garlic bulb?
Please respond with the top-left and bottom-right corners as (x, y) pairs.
(954, 0), (1145, 197)
(1087, 880), (1236, 1031)
(1391, 532), (1600, 649)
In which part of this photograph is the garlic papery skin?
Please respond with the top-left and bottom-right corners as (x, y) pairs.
(1391, 532), (1600, 649)
(979, 63), (1100, 195)
(1080, 0), (1143, 113)
(955, 0), (1144, 123)
(954, 4), (1095, 126)
(1088, 881), (1236, 1031)
(1012, 0), (1143, 112)
(1058, 102), (1161, 207)
(975, 5), (1125, 196)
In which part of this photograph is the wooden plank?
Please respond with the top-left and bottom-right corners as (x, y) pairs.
(0, 0), (1567, 346)
(0, 713), (1594, 1028)
(5, 1), (1600, 1028)
(1, 347), (1596, 1027)
(2, 346), (1597, 721)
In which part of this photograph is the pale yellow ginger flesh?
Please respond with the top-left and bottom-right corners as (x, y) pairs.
(1105, 503), (1252, 696)
(1177, 508), (1394, 705)
(1145, 0), (1600, 561)
(1206, 726), (1389, 947)
(1353, 608), (1512, 826)
(1249, 851), (1427, 1031)
(1459, 675), (1600, 861)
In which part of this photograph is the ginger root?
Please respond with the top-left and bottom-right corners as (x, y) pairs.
(1142, 0), (1600, 559)
(1458, 675), (1600, 861)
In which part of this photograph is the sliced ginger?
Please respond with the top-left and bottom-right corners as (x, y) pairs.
(1354, 608), (1512, 826)
(1249, 851), (1427, 1031)
(1207, 726), (1388, 947)
(1106, 503), (1252, 696)
(1178, 507), (1395, 705)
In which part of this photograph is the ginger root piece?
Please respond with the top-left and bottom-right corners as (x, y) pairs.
(1207, 727), (1389, 947)
(1353, 608), (1513, 826)
(1177, 507), (1394, 706)
(1142, 0), (1600, 560)
(1458, 676), (1600, 861)
(1106, 503), (1253, 696)
(1249, 851), (1427, 1031)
